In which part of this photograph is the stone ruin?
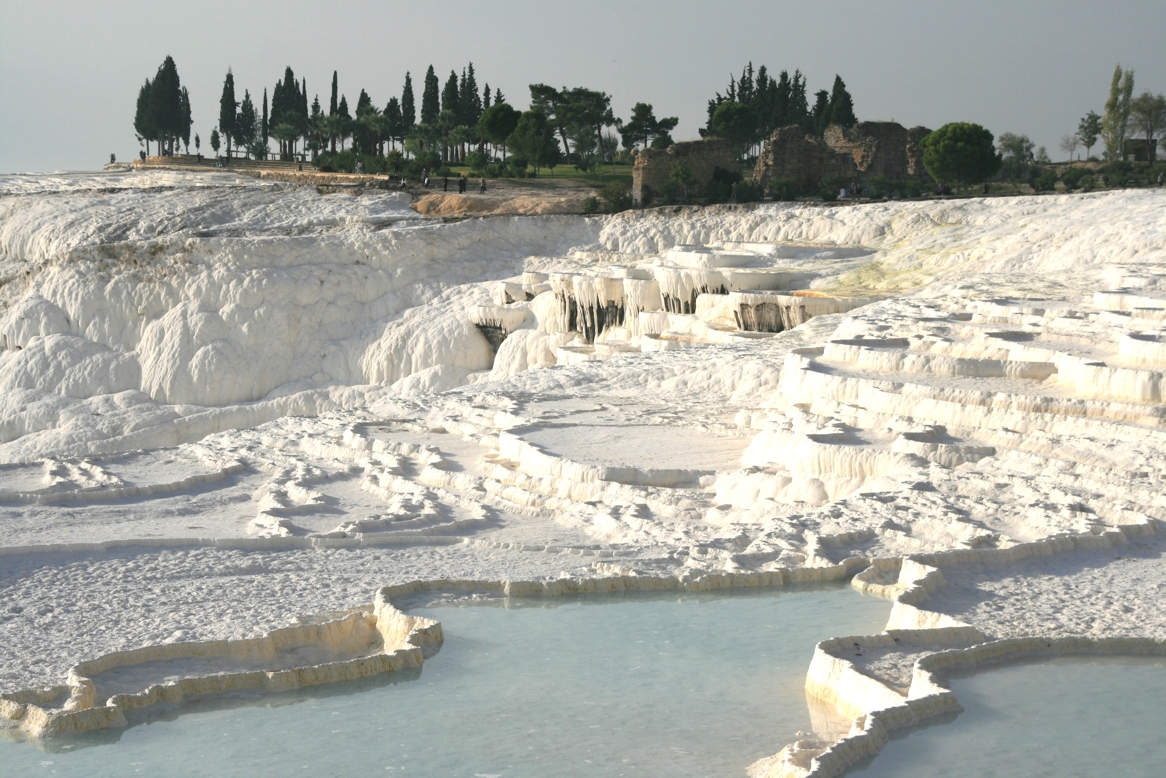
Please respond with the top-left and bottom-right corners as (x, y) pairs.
(632, 138), (737, 206)
(753, 121), (932, 191)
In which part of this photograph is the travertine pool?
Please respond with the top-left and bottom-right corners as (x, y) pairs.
(0, 585), (889, 777)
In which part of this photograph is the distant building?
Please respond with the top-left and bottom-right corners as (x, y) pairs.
(1123, 138), (1159, 163)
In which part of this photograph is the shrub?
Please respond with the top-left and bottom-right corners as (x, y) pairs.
(767, 178), (801, 201)
(703, 179), (733, 204)
(509, 154), (529, 175)
(317, 150), (356, 173)
(1031, 169), (1058, 192)
(1104, 161), (1132, 185)
(465, 151), (488, 172)
(657, 179), (681, 205)
(820, 176), (841, 201)
(384, 150), (404, 176)
(436, 166), (453, 178)
(711, 166), (743, 186)
(734, 180), (763, 203)
(582, 196), (600, 214)
(600, 181), (632, 212)
(1060, 167), (1087, 189)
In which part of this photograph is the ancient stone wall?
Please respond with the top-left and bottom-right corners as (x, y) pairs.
(754, 121), (933, 190)
(632, 139), (738, 206)
(751, 126), (857, 190)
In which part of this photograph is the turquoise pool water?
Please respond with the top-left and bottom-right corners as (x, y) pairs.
(848, 656), (1166, 777)
(0, 585), (890, 778)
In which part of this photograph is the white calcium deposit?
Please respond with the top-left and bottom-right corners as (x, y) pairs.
(2, 169), (1166, 774)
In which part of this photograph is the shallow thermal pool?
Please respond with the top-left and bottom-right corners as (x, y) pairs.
(847, 656), (1166, 777)
(1, 585), (890, 777)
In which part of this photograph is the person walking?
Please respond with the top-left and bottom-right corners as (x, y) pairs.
(109, 153), (116, 164)
(459, 175), (467, 193)
(479, 177), (487, 194)
(443, 175), (449, 192)
(422, 168), (429, 188)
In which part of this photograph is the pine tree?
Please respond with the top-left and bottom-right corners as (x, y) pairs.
(422, 66), (440, 124)
(219, 69), (238, 158)
(483, 83), (492, 112)
(495, 88), (504, 105)
(401, 72), (416, 132)
(828, 75), (856, 128)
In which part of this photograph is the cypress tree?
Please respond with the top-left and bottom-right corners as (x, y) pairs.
(330, 71), (339, 116)
(385, 97), (402, 149)
(810, 90), (830, 136)
(237, 89), (258, 155)
(134, 78), (154, 156)
(421, 66), (440, 124)
(495, 88), (504, 105)
(442, 70), (460, 119)
(828, 75), (856, 128)
(459, 64), (481, 127)
(219, 68), (238, 158)
(483, 83), (492, 111)
(401, 72), (416, 132)
(338, 95), (350, 119)
(180, 86), (192, 153)
(262, 88), (269, 150)
(150, 56), (183, 154)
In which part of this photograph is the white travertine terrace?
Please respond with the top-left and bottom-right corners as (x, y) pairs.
(2, 171), (1166, 773)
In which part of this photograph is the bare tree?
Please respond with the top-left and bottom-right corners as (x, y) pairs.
(1059, 134), (1079, 162)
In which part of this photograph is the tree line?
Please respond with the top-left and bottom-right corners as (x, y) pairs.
(1054, 65), (1165, 164)
(701, 63), (857, 158)
(132, 56), (862, 175)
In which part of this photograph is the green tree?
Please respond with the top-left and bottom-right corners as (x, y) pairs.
(237, 90), (259, 157)
(421, 66), (440, 124)
(210, 127), (220, 154)
(149, 56), (184, 155)
(261, 88), (269, 151)
(134, 78), (154, 155)
(194, 133), (200, 154)
(401, 72), (416, 134)
(507, 110), (560, 174)
(708, 101), (755, 158)
(179, 86), (192, 153)
(810, 90), (831, 135)
(478, 102), (520, 159)
(828, 75), (856, 127)
(219, 69), (238, 159)
(669, 161), (698, 203)
(919, 123), (1002, 185)
(1102, 64), (1135, 160)
(441, 70), (460, 119)
(997, 131), (1034, 179)
(561, 87), (616, 158)
(329, 71), (339, 116)
(384, 97), (403, 150)
(1078, 111), (1102, 159)
(618, 103), (678, 151)
(529, 84), (571, 155)
(1130, 92), (1166, 163)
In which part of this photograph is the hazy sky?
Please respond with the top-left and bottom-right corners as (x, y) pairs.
(1, 0), (1164, 173)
